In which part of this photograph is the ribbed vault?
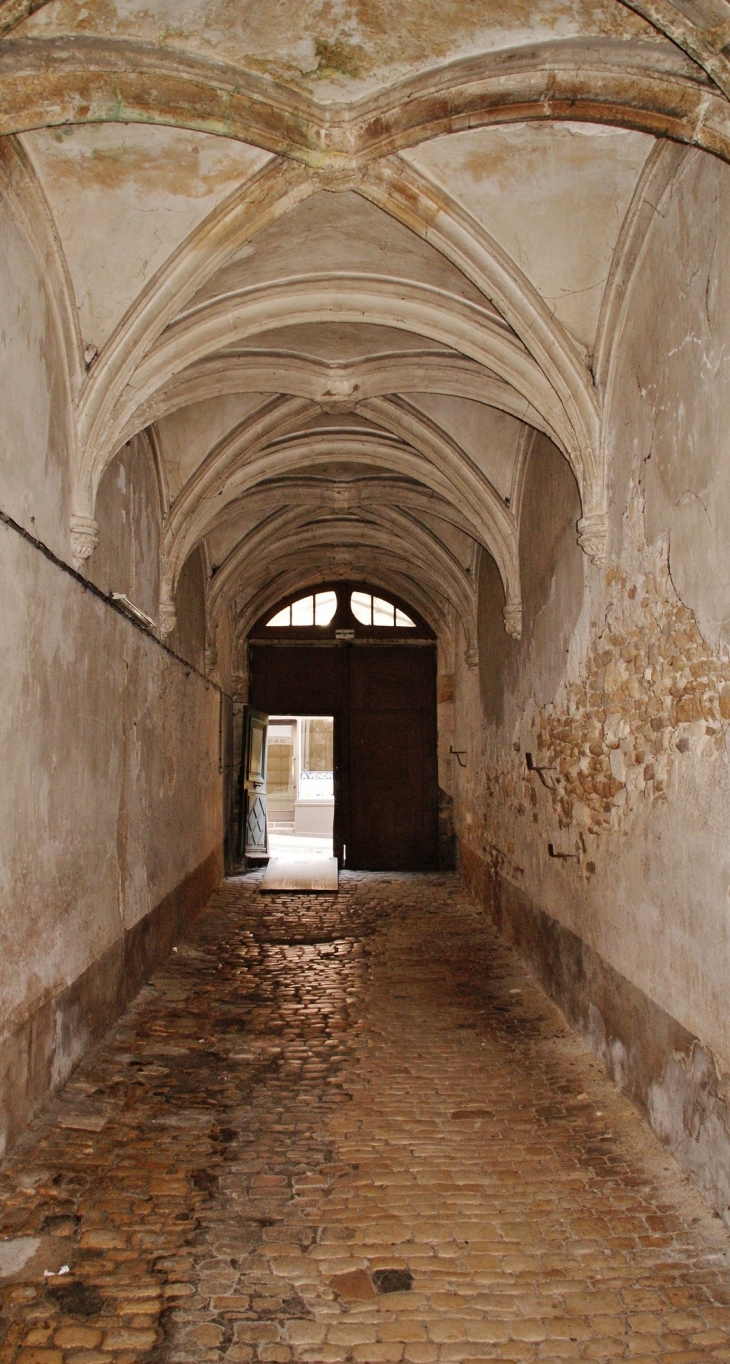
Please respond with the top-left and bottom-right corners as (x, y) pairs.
(3, 0), (728, 684)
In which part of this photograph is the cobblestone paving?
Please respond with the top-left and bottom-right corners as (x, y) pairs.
(2, 872), (730, 1364)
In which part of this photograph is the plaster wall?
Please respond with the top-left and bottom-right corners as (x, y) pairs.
(454, 147), (730, 1223)
(16, 0), (653, 97)
(21, 125), (270, 354)
(405, 123), (654, 352)
(172, 547), (208, 673)
(408, 393), (522, 500)
(0, 192), (72, 558)
(192, 191), (493, 310)
(0, 200), (223, 1155)
(157, 393), (267, 498)
(87, 434), (161, 620)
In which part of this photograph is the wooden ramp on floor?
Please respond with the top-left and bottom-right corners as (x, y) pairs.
(260, 856), (339, 892)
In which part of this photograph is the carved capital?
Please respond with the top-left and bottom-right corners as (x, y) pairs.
(464, 645), (479, 670)
(69, 514), (99, 571)
(158, 594), (177, 638)
(503, 602), (523, 639)
(577, 512), (609, 566)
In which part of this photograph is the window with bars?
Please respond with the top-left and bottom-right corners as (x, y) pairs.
(264, 587), (417, 629)
(350, 591), (415, 627)
(266, 591), (338, 627)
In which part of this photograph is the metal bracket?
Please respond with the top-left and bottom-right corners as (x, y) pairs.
(548, 834), (584, 856)
(525, 751), (557, 791)
(548, 842), (580, 860)
(450, 746), (467, 768)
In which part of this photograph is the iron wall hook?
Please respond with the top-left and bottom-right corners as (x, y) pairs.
(548, 842), (580, 860)
(525, 751), (557, 791)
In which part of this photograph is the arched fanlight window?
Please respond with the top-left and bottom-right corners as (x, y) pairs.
(266, 590), (337, 627)
(351, 591), (415, 627)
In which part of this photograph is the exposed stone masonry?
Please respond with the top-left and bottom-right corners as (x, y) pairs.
(2, 874), (730, 1363)
(537, 560), (730, 836)
(480, 527), (730, 849)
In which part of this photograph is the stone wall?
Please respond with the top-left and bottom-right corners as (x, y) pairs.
(454, 146), (730, 1227)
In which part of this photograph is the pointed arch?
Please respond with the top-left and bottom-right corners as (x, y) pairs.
(118, 274), (576, 481)
(74, 155), (313, 516)
(616, 0), (730, 100)
(229, 550), (464, 661)
(0, 134), (83, 413)
(359, 156), (601, 508)
(208, 501), (478, 647)
(162, 418), (521, 629)
(115, 349), (550, 447)
(1, 36), (728, 163)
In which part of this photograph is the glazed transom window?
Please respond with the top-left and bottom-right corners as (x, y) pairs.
(267, 591), (337, 627)
(351, 591), (415, 627)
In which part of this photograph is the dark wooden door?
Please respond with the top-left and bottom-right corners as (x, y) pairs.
(249, 641), (437, 871)
(348, 646), (437, 870)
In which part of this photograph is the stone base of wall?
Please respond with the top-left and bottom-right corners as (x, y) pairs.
(0, 847), (222, 1157)
(460, 839), (730, 1229)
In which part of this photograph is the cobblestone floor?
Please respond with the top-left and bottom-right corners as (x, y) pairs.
(2, 872), (730, 1364)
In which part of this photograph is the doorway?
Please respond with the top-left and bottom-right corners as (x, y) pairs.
(267, 715), (334, 862)
(248, 583), (438, 871)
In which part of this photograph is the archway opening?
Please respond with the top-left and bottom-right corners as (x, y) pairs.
(246, 582), (438, 871)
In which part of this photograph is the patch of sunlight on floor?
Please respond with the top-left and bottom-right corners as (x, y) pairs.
(268, 830), (333, 861)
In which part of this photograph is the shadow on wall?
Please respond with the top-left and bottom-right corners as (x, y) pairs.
(172, 547), (207, 673)
(478, 433), (584, 726)
(88, 435), (161, 623)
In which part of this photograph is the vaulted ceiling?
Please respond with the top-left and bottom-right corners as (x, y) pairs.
(3, 0), (729, 667)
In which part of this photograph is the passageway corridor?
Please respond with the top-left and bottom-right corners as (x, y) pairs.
(2, 876), (730, 1363)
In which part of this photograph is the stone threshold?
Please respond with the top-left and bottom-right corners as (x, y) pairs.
(460, 838), (730, 1230)
(0, 846), (222, 1158)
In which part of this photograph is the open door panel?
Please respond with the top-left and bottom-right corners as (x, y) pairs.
(238, 706), (269, 861)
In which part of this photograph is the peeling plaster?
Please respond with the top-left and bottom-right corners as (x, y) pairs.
(405, 123), (655, 352)
(21, 124), (270, 350)
(16, 0), (658, 98)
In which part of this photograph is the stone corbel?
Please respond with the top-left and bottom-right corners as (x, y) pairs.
(503, 602), (522, 639)
(464, 644), (479, 670)
(69, 514), (99, 571)
(577, 512), (609, 567)
(158, 589), (177, 638)
(231, 670), (248, 703)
